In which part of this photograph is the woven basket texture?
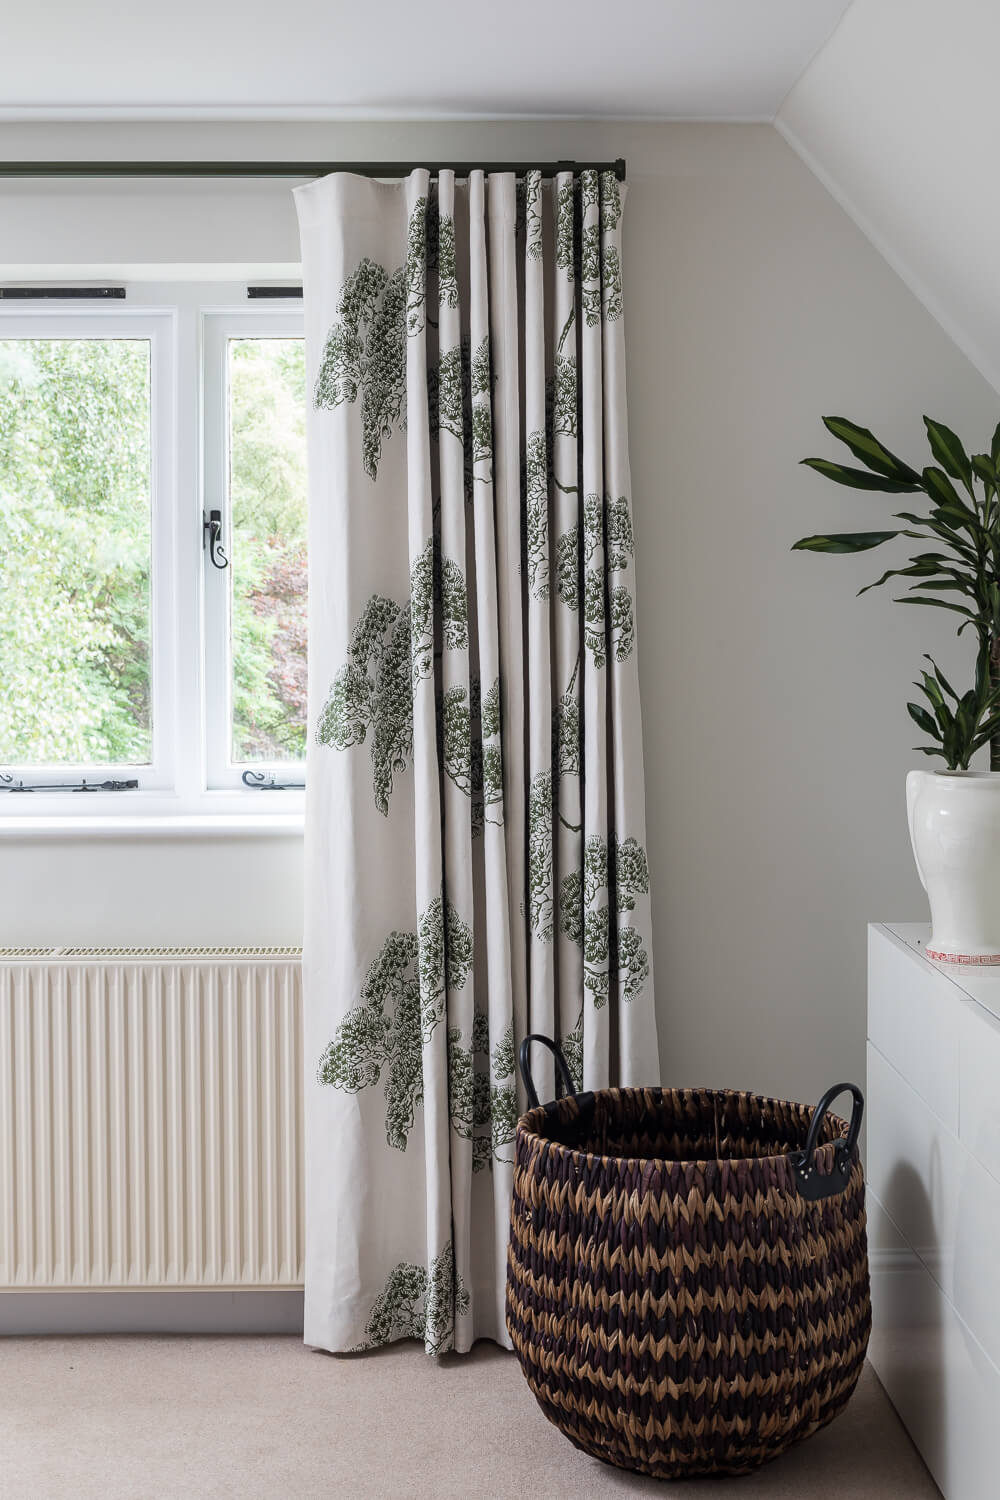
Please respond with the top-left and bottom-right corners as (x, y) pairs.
(505, 1086), (871, 1479)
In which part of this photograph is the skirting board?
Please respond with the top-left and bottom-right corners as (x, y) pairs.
(0, 1290), (304, 1337)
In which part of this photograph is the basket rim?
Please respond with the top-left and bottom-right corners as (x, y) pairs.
(515, 1083), (853, 1176)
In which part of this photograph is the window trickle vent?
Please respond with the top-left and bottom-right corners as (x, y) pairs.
(0, 287), (126, 301)
(0, 945), (302, 960)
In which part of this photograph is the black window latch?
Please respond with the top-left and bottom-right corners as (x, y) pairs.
(203, 510), (229, 570)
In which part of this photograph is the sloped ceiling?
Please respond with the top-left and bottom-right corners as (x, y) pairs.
(778, 0), (1000, 395)
(0, 0), (850, 121)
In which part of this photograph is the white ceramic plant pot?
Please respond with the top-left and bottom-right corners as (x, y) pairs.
(907, 769), (1000, 963)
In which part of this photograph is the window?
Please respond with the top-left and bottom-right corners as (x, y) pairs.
(0, 284), (306, 819)
(203, 315), (308, 788)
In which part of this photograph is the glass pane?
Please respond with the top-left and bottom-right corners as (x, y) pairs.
(0, 338), (152, 766)
(228, 337), (308, 763)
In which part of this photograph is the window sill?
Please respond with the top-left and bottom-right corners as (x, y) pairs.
(0, 809), (305, 840)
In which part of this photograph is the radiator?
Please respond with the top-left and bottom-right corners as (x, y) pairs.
(0, 949), (303, 1290)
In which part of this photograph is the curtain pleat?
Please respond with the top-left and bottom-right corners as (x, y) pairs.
(523, 168), (556, 1099)
(296, 165), (657, 1357)
(578, 170), (611, 1090)
(551, 170), (585, 1093)
(486, 174), (530, 1083)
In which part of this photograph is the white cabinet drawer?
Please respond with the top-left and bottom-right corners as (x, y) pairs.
(868, 1193), (1000, 1500)
(959, 999), (1000, 1186)
(868, 926), (959, 1131)
(867, 1042), (1000, 1372)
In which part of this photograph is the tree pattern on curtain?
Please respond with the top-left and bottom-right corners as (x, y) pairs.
(296, 165), (658, 1359)
(353, 1242), (470, 1355)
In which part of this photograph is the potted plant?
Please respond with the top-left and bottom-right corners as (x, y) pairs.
(794, 415), (1000, 962)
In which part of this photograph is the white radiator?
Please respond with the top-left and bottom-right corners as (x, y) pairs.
(0, 949), (303, 1290)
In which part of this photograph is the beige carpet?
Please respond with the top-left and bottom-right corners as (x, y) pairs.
(1, 1339), (939, 1500)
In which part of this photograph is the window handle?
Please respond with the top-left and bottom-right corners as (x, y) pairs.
(203, 509), (229, 570)
(241, 771), (305, 791)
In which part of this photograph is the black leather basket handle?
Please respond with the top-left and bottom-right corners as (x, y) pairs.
(518, 1033), (577, 1110)
(789, 1082), (864, 1201)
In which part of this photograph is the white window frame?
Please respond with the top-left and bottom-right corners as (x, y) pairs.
(202, 307), (306, 793)
(0, 304), (177, 795)
(0, 282), (306, 830)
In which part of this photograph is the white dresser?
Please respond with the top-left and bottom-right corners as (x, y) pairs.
(868, 923), (1000, 1500)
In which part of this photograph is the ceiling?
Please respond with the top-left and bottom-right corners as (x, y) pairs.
(0, 0), (852, 121)
(779, 0), (1000, 395)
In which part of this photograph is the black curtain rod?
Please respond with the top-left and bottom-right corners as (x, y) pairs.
(0, 158), (626, 182)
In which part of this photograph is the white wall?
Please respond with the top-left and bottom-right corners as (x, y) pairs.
(2, 119), (997, 1105)
(778, 0), (1000, 394)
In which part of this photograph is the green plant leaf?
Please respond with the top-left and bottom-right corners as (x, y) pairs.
(858, 561), (949, 595)
(929, 655), (960, 704)
(923, 467), (979, 524)
(800, 458), (920, 493)
(992, 421), (1000, 466)
(976, 712), (1000, 745)
(792, 531), (899, 553)
(916, 673), (949, 733)
(908, 578), (976, 595)
(907, 702), (940, 738)
(923, 418), (974, 491)
(893, 596), (979, 620)
(955, 698), (975, 746)
(822, 417), (922, 483)
(894, 513), (978, 562)
(972, 454), (997, 487)
(929, 508), (982, 541)
(906, 552), (983, 588)
(917, 668), (944, 705)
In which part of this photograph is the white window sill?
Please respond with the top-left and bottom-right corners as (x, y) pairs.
(0, 804), (305, 839)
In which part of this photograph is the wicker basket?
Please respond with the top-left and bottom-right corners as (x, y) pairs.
(505, 1035), (871, 1480)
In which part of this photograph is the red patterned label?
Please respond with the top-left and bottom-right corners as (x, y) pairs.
(925, 947), (1000, 965)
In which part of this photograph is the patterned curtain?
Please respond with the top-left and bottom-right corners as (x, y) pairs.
(295, 167), (658, 1356)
